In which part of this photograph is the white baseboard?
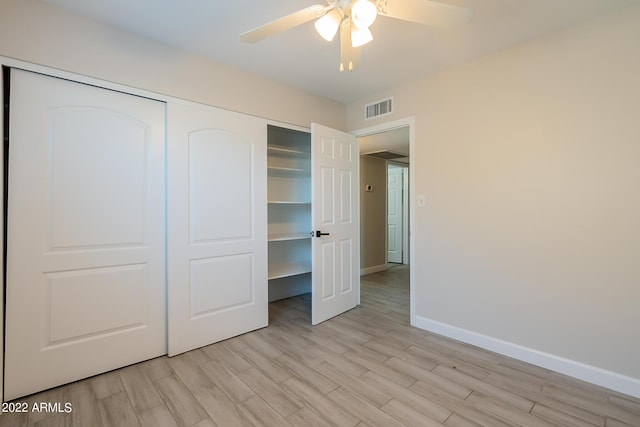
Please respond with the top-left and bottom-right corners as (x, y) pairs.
(412, 315), (640, 399)
(360, 264), (388, 276)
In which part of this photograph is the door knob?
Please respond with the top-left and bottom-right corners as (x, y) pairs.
(314, 230), (330, 238)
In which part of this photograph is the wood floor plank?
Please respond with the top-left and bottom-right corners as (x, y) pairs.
(236, 367), (304, 417)
(286, 407), (334, 427)
(465, 391), (554, 427)
(605, 417), (639, 427)
(260, 322), (317, 350)
(280, 377), (360, 427)
(119, 364), (163, 413)
(343, 349), (416, 388)
(314, 361), (392, 407)
(365, 338), (439, 371)
(360, 370), (452, 422)
(385, 357), (471, 399)
(308, 344), (369, 377)
(28, 414), (68, 427)
(187, 348), (214, 367)
(326, 387), (405, 427)
(482, 370), (545, 396)
(444, 413), (484, 427)
(0, 411), (28, 427)
(433, 365), (534, 412)
(153, 374), (208, 427)
(199, 360), (255, 404)
(238, 345), (293, 384)
(237, 395), (292, 427)
(408, 379), (514, 427)
(24, 384), (71, 426)
(142, 356), (174, 382)
(474, 375), (606, 425)
(274, 353), (338, 395)
(303, 332), (352, 355)
(327, 315), (389, 340)
(609, 395), (640, 415)
(166, 353), (214, 392)
(322, 320), (376, 343)
(190, 385), (251, 427)
(406, 345), (490, 381)
(90, 370), (125, 400)
(97, 391), (140, 427)
(241, 330), (284, 360)
(138, 405), (180, 427)
(531, 403), (600, 427)
(68, 380), (101, 427)
(541, 384), (640, 426)
(381, 398), (447, 427)
(201, 342), (253, 374)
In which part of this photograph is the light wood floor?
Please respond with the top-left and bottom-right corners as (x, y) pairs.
(2, 265), (639, 426)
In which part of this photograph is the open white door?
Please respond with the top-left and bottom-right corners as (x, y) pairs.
(388, 164), (404, 263)
(311, 123), (360, 325)
(167, 101), (267, 356)
(5, 69), (166, 400)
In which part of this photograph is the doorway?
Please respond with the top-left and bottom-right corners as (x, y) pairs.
(356, 117), (414, 321)
(358, 124), (410, 272)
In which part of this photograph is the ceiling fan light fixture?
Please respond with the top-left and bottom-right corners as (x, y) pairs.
(339, 60), (355, 72)
(351, 0), (377, 29)
(351, 26), (373, 48)
(314, 8), (342, 41)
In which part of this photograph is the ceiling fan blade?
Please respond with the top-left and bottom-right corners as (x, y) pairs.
(339, 18), (361, 72)
(379, 0), (473, 28)
(240, 4), (328, 43)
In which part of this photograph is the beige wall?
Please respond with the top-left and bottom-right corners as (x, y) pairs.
(360, 155), (387, 270)
(0, 0), (346, 130)
(349, 3), (640, 388)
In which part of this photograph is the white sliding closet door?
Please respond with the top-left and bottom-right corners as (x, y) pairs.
(5, 69), (166, 400)
(311, 123), (360, 325)
(167, 101), (267, 356)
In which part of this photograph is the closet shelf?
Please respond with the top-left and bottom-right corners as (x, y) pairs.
(268, 233), (311, 242)
(268, 166), (309, 174)
(268, 261), (312, 280)
(268, 200), (311, 205)
(267, 145), (310, 157)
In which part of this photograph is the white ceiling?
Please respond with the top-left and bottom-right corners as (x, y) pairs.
(43, 0), (636, 104)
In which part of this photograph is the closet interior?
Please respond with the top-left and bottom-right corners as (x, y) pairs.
(267, 125), (313, 302)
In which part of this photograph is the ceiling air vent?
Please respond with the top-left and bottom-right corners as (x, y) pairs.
(364, 97), (393, 120)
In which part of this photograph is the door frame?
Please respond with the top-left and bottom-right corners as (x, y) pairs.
(352, 117), (415, 321)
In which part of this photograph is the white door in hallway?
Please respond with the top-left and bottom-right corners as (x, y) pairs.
(167, 101), (267, 356)
(311, 123), (360, 325)
(5, 69), (166, 400)
(387, 164), (404, 263)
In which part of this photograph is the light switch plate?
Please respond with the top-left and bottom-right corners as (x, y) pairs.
(417, 195), (426, 207)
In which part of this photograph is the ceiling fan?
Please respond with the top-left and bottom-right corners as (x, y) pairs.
(240, 0), (473, 72)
